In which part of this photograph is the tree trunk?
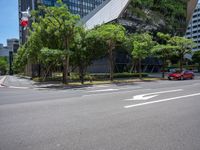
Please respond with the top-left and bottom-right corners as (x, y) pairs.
(79, 64), (84, 84)
(130, 61), (134, 73)
(63, 36), (70, 84)
(139, 58), (142, 79)
(162, 58), (166, 78)
(38, 64), (41, 78)
(180, 55), (183, 72)
(62, 55), (69, 84)
(109, 48), (114, 81)
(43, 64), (52, 81)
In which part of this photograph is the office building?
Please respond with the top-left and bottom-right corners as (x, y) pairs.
(0, 39), (19, 74)
(186, 3), (200, 51)
(18, 0), (106, 44)
(42, 0), (106, 17)
(0, 39), (19, 57)
(7, 39), (20, 53)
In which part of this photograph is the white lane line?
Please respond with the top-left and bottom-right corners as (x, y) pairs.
(124, 93), (200, 108)
(88, 89), (119, 92)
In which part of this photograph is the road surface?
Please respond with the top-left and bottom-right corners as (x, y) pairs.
(0, 76), (200, 150)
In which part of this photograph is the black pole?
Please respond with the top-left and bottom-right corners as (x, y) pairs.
(9, 51), (13, 75)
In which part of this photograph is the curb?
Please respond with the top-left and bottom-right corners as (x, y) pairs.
(15, 75), (32, 80)
(0, 76), (7, 86)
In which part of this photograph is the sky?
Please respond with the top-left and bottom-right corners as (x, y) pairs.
(0, 0), (18, 46)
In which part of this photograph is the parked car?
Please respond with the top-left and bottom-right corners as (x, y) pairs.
(168, 70), (194, 80)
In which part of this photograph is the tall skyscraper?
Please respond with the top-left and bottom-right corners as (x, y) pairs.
(186, 3), (200, 51)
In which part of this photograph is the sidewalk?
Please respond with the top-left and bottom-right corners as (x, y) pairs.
(1, 75), (161, 89)
(2, 73), (200, 90)
(0, 76), (7, 87)
(2, 75), (64, 89)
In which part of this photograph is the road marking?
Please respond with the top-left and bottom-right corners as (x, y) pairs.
(8, 86), (30, 89)
(0, 76), (7, 86)
(124, 92), (200, 108)
(125, 89), (183, 101)
(88, 89), (119, 92)
(82, 88), (150, 97)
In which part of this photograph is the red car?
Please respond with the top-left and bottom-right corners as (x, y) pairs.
(168, 70), (194, 80)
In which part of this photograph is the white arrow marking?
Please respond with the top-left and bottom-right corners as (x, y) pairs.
(125, 89), (183, 101)
(124, 92), (200, 108)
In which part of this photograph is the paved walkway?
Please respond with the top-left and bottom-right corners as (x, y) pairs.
(1, 73), (200, 90)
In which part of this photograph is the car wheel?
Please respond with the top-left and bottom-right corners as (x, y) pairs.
(191, 75), (194, 79)
(180, 76), (184, 80)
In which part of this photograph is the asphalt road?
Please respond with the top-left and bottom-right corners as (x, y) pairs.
(0, 76), (200, 150)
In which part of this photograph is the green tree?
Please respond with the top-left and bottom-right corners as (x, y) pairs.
(152, 32), (176, 78)
(169, 36), (195, 71)
(13, 30), (43, 75)
(32, 0), (80, 84)
(39, 48), (64, 80)
(192, 50), (200, 72)
(71, 29), (90, 84)
(96, 24), (126, 81)
(13, 45), (28, 73)
(71, 28), (105, 84)
(152, 44), (176, 78)
(0, 56), (8, 75)
(130, 33), (154, 79)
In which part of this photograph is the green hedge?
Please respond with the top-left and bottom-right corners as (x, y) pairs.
(33, 72), (149, 82)
(90, 73), (148, 79)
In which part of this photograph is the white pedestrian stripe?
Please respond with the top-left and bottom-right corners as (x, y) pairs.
(124, 93), (200, 108)
(125, 89), (183, 101)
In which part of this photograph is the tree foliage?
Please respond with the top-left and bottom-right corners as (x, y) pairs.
(127, 0), (187, 35)
(95, 24), (126, 81)
(192, 50), (200, 64)
(39, 48), (64, 80)
(192, 50), (200, 72)
(152, 32), (176, 77)
(0, 56), (8, 75)
(130, 32), (154, 78)
(31, 0), (80, 83)
(169, 36), (195, 71)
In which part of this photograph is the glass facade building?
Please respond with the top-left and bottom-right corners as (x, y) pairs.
(186, 3), (200, 51)
(19, 0), (106, 44)
(41, 0), (106, 17)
